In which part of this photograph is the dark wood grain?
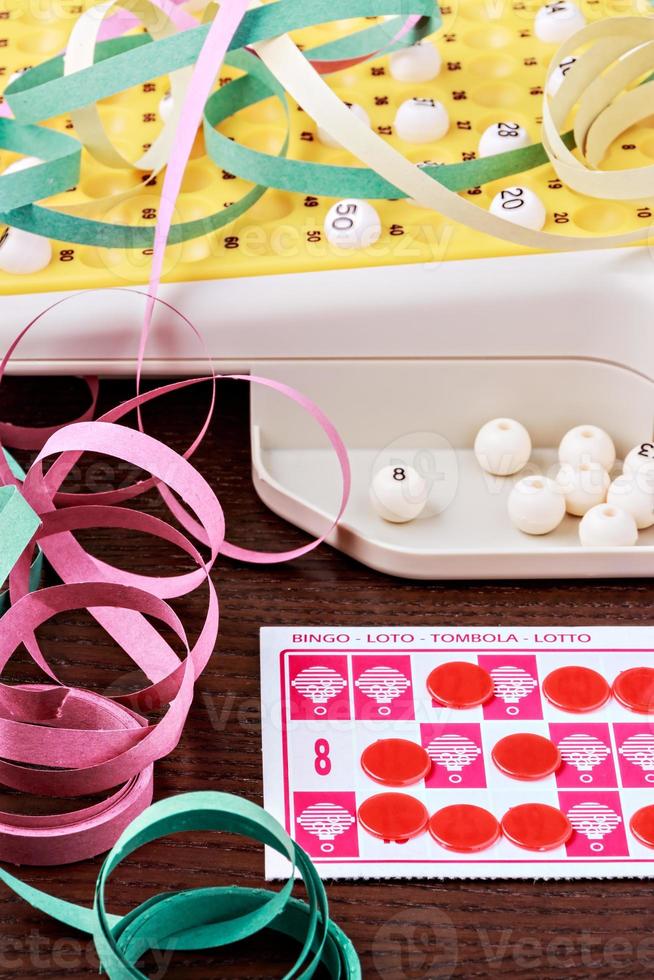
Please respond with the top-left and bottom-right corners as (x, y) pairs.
(1, 376), (653, 980)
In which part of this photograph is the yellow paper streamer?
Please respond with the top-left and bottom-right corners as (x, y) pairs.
(254, 14), (654, 251)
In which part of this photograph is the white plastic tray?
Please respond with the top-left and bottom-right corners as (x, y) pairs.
(2, 246), (653, 579)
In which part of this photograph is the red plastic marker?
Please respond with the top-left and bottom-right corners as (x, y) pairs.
(613, 667), (654, 714)
(629, 804), (654, 848)
(361, 739), (431, 787)
(542, 665), (610, 713)
(429, 804), (501, 853)
(491, 732), (561, 780)
(501, 802), (572, 851)
(427, 661), (494, 709)
(357, 792), (429, 843)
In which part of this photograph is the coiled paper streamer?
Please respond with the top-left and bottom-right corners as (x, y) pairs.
(0, 285), (350, 864)
(0, 0), (438, 246)
(1, 5), (653, 251)
(0, 791), (361, 978)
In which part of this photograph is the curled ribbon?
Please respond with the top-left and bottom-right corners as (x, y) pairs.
(1, 6), (653, 252)
(0, 791), (361, 978)
(0, 284), (350, 865)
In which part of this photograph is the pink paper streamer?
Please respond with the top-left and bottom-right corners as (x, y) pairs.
(98, 0), (197, 42)
(0, 292), (350, 865)
(0, 1), (354, 866)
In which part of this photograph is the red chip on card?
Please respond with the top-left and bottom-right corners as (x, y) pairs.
(542, 665), (610, 713)
(501, 803), (572, 851)
(630, 804), (654, 848)
(613, 667), (654, 714)
(357, 792), (429, 843)
(491, 732), (561, 780)
(427, 661), (494, 709)
(429, 804), (500, 853)
(361, 739), (431, 787)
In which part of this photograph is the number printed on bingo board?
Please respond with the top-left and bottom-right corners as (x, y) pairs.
(260, 627), (654, 881)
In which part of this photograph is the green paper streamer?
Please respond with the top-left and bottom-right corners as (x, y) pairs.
(0, 791), (361, 979)
(0, 4), (439, 246)
(4, 1), (437, 122)
(0, 119), (81, 210)
(0, 450), (44, 613)
(0, 0), (586, 248)
(0, 483), (40, 585)
(205, 49), (577, 199)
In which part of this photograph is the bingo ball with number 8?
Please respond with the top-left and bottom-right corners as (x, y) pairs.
(490, 187), (546, 231)
(370, 464), (428, 522)
(324, 199), (382, 249)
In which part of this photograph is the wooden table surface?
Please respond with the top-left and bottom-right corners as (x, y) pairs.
(1, 376), (653, 980)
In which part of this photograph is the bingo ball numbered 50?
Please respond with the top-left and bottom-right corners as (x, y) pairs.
(324, 199), (382, 250)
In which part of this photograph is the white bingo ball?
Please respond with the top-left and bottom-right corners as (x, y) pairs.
(490, 186), (546, 230)
(389, 42), (441, 83)
(474, 418), (532, 476)
(579, 504), (638, 547)
(324, 199), (381, 250)
(394, 98), (449, 144)
(159, 91), (174, 124)
(535, 1), (586, 43)
(555, 461), (610, 516)
(546, 56), (577, 97)
(623, 444), (654, 493)
(508, 476), (565, 535)
(6, 69), (26, 87)
(370, 464), (428, 522)
(3, 155), (41, 176)
(558, 425), (616, 471)
(0, 226), (52, 275)
(318, 103), (370, 148)
(478, 122), (531, 158)
(607, 475), (654, 530)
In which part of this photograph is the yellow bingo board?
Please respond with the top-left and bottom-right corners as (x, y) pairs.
(0, 0), (652, 297)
